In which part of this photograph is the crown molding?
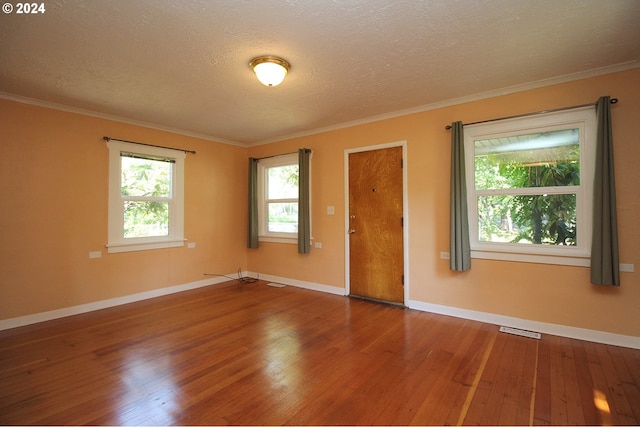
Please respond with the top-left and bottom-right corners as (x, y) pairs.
(0, 92), (245, 147)
(3, 60), (638, 149)
(249, 60), (640, 146)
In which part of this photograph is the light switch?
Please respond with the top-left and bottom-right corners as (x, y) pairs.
(327, 206), (335, 215)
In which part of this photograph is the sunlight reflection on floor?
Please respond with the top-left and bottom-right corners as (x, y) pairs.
(115, 353), (179, 425)
(593, 389), (612, 425)
(262, 317), (303, 388)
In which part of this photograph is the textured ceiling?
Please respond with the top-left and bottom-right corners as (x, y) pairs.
(1, 0), (639, 146)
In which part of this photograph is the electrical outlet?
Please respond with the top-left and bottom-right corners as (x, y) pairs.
(187, 242), (196, 249)
(89, 251), (102, 259)
(440, 252), (450, 259)
(620, 263), (634, 273)
(315, 242), (322, 248)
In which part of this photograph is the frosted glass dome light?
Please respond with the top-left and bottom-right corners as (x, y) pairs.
(249, 56), (290, 87)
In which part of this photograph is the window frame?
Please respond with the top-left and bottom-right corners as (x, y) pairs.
(257, 153), (300, 244)
(464, 107), (596, 266)
(107, 141), (185, 253)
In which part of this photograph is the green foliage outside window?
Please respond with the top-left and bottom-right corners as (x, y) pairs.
(474, 130), (580, 246)
(267, 164), (299, 232)
(121, 156), (172, 238)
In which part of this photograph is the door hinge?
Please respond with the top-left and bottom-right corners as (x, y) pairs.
(401, 217), (404, 227)
(401, 275), (405, 285)
(401, 158), (403, 168)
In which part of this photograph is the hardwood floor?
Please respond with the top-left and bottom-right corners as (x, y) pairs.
(1, 280), (639, 425)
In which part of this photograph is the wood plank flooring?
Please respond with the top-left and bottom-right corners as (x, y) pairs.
(1, 280), (639, 425)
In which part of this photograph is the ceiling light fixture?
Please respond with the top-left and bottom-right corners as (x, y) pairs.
(249, 55), (290, 87)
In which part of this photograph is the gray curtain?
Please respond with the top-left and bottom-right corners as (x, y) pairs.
(450, 121), (471, 271)
(298, 148), (312, 254)
(247, 157), (259, 249)
(591, 96), (619, 286)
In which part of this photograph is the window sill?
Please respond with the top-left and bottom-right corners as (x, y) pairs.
(259, 236), (297, 245)
(107, 239), (185, 254)
(471, 250), (589, 267)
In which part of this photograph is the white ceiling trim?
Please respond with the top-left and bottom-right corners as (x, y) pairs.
(249, 60), (640, 146)
(2, 60), (638, 149)
(0, 92), (245, 147)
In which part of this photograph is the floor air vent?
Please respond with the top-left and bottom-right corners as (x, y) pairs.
(499, 326), (541, 340)
(266, 282), (286, 288)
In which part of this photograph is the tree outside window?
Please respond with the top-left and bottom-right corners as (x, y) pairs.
(107, 140), (185, 253)
(267, 164), (299, 233)
(464, 107), (595, 265)
(257, 153), (301, 242)
(121, 155), (172, 238)
(473, 129), (580, 246)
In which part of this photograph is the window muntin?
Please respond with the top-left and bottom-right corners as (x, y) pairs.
(258, 154), (300, 241)
(107, 141), (185, 253)
(464, 108), (595, 264)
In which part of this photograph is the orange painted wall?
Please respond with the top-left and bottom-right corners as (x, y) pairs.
(1, 68), (638, 338)
(247, 68), (640, 337)
(0, 100), (248, 319)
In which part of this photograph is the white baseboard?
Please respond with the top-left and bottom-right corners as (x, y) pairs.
(0, 275), (233, 331)
(3, 273), (637, 350)
(250, 272), (347, 296)
(406, 299), (640, 350)
(257, 275), (640, 349)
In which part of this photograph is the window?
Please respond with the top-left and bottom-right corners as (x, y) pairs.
(464, 107), (596, 265)
(107, 141), (185, 253)
(258, 153), (300, 242)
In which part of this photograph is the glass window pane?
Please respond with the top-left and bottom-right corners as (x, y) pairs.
(267, 202), (298, 233)
(267, 165), (298, 199)
(474, 129), (580, 190)
(124, 201), (169, 238)
(477, 194), (576, 246)
(121, 156), (172, 197)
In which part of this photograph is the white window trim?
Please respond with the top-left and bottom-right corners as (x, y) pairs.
(107, 141), (185, 253)
(257, 153), (302, 244)
(464, 107), (596, 266)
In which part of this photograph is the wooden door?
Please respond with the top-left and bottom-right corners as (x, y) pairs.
(348, 146), (404, 304)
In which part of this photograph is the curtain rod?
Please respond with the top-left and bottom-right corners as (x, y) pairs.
(103, 136), (196, 154)
(251, 148), (312, 161)
(444, 98), (618, 130)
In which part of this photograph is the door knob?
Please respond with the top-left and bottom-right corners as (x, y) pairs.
(348, 229), (356, 234)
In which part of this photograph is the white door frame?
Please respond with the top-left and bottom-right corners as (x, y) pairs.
(344, 140), (409, 303)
